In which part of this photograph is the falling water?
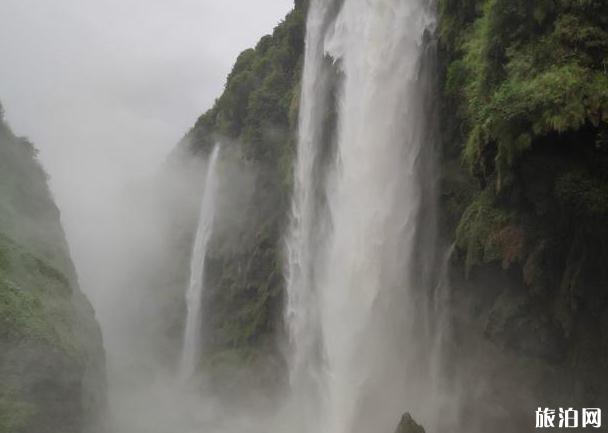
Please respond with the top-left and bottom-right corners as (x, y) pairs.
(284, 1), (337, 429)
(179, 144), (221, 382)
(285, 1), (441, 432)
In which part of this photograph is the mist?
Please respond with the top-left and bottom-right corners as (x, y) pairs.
(2, 1), (599, 432)
(0, 1), (291, 432)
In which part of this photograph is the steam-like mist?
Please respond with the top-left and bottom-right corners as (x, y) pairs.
(0, 2), (291, 433)
(103, 144), (273, 433)
(1, 1), (460, 432)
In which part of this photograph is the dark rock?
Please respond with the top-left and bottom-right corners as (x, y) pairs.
(394, 413), (425, 433)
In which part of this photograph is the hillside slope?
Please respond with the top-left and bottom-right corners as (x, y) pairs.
(0, 103), (106, 433)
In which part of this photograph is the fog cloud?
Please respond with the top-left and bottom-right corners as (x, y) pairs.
(0, 0), (291, 308)
(0, 3), (292, 431)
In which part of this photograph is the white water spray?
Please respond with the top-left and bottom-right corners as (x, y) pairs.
(285, 1), (440, 432)
(284, 2), (336, 429)
(180, 144), (221, 382)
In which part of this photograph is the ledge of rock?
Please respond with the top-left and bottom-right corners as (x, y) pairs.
(394, 413), (425, 433)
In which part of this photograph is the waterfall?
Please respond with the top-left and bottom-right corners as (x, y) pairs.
(285, 1), (441, 432)
(179, 144), (221, 382)
(284, 1), (336, 429)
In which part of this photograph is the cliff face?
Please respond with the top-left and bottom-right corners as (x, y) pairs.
(438, 0), (608, 429)
(0, 105), (106, 433)
(174, 4), (305, 391)
(176, 0), (608, 422)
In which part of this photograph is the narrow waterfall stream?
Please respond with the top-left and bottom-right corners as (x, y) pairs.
(180, 144), (221, 382)
(285, 1), (441, 433)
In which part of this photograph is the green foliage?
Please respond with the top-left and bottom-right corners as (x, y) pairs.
(440, 0), (608, 186)
(187, 6), (305, 166)
(440, 1), (608, 383)
(0, 108), (106, 432)
(0, 113), (85, 355)
(455, 189), (514, 274)
(0, 114), (73, 272)
(178, 5), (306, 370)
(0, 278), (49, 341)
(0, 234), (82, 355)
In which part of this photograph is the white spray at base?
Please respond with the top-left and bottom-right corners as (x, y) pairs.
(180, 144), (221, 383)
(284, 1), (446, 433)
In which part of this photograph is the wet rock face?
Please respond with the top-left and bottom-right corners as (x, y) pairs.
(394, 413), (426, 433)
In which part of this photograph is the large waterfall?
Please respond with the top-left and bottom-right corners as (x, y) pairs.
(285, 1), (442, 432)
(180, 144), (221, 382)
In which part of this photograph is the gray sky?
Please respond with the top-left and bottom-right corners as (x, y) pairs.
(0, 0), (292, 179)
(0, 0), (292, 306)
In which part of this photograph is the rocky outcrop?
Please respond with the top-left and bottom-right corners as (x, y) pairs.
(394, 413), (426, 433)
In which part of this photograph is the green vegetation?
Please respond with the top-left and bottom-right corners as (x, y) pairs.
(0, 234), (82, 355)
(439, 0), (608, 277)
(168, 0), (608, 407)
(439, 0), (608, 408)
(456, 189), (516, 274)
(0, 106), (105, 433)
(185, 4), (305, 182)
(441, 0), (608, 187)
(177, 3), (306, 378)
